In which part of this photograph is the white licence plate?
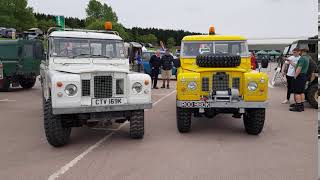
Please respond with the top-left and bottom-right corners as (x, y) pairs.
(92, 98), (126, 106)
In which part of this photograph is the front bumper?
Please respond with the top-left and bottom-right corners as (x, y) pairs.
(53, 103), (152, 115)
(176, 100), (268, 109)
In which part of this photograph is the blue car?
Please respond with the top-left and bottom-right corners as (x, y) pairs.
(141, 51), (177, 78)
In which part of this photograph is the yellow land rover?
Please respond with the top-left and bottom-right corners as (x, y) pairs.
(176, 27), (268, 135)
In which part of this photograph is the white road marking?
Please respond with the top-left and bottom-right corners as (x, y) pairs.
(0, 99), (16, 102)
(268, 81), (274, 89)
(47, 90), (176, 180)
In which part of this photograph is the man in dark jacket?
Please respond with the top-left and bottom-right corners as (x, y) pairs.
(160, 49), (174, 89)
(149, 50), (161, 89)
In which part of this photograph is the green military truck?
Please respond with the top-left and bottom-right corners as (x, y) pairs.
(0, 39), (43, 91)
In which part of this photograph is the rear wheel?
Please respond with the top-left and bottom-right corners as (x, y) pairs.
(243, 108), (265, 135)
(0, 78), (10, 92)
(19, 76), (36, 89)
(130, 110), (144, 139)
(176, 107), (191, 133)
(43, 97), (71, 147)
(306, 84), (319, 109)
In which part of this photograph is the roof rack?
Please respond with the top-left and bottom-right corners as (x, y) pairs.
(63, 28), (119, 36)
(46, 27), (119, 36)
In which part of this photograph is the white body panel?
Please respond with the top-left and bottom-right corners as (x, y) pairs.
(41, 30), (152, 114)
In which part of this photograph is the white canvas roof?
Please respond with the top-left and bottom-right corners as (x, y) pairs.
(50, 31), (122, 40)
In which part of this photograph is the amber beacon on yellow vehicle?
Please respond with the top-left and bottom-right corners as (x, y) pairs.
(176, 26), (268, 135)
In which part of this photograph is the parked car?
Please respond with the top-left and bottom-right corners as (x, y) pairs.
(41, 27), (152, 147)
(141, 50), (177, 78)
(3, 28), (16, 38)
(0, 27), (6, 37)
(0, 39), (43, 91)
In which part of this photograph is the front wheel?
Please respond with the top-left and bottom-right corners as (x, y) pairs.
(243, 108), (265, 135)
(130, 110), (144, 139)
(176, 107), (191, 133)
(43, 97), (71, 147)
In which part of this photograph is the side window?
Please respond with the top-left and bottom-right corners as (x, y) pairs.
(23, 44), (34, 58)
(35, 42), (44, 59)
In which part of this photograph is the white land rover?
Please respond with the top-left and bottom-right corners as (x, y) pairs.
(40, 29), (152, 147)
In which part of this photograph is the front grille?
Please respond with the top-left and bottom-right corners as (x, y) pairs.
(116, 79), (124, 95)
(82, 80), (91, 96)
(94, 76), (113, 98)
(232, 77), (240, 89)
(202, 77), (209, 91)
(212, 72), (229, 91)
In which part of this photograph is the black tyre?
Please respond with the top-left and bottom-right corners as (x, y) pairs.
(176, 107), (191, 133)
(0, 78), (10, 92)
(43, 97), (71, 147)
(204, 109), (216, 118)
(130, 110), (144, 139)
(243, 108), (265, 135)
(196, 54), (241, 68)
(19, 76), (36, 89)
(306, 84), (319, 109)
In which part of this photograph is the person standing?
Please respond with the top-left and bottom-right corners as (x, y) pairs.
(281, 48), (300, 104)
(289, 48), (310, 112)
(250, 52), (257, 70)
(149, 51), (161, 89)
(160, 49), (174, 89)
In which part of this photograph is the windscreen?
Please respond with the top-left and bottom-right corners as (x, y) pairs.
(181, 41), (249, 57)
(50, 38), (125, 59)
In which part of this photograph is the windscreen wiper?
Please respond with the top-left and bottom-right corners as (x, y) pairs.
(71, 53), (91, 58)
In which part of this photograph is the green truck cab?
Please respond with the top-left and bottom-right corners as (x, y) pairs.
(0, 39), (44, 91)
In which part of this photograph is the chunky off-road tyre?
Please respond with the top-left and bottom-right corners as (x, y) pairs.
(44, 97), (71, 147)
(0, 78), (10, 92)
(306, 83), (318, 109)
(19, 76), (36, 89)
(243, 108), (265, 135)
(196, 54), (241, 68)
(176, 107), (192, 133)
(204, 109), (216, 118)
(130, 110), (144, 139)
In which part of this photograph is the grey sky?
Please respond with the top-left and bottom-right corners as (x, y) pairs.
(28, 0), (317, 38)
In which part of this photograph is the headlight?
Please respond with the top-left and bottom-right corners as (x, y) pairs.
(65, 84), (78, 96)
(187, 81), (197, 90)
(248, 81), (258, 91)
(132, 82), (143, 94)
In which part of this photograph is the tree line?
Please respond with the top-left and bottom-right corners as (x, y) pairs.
(0, 0), (200, 47)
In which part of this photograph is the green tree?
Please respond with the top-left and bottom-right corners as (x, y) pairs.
(0, 0), (37, 31)
(86, 20), (129, 41)
(167, 37), (176, 48)
(85, 0), (118, 26)
(139, 34), (157, 45)
(37, 19), (55, 32)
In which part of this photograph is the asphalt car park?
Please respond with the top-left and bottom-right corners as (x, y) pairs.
(0, 64), (317, 180)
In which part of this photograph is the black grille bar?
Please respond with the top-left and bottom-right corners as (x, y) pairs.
(94, 76), (113, 98)
(202, 77), (209, 91)
(212, 72), (229, 91)
(232, 77), (240, 89)
(116, 79), (124, 95)
(81, 80), (90, 96)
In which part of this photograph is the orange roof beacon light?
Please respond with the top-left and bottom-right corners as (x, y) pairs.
(209, 26), (215, 35)
(104, 21), (112, 30)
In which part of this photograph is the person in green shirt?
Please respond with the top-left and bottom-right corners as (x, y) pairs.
(289, 48), (310, 112)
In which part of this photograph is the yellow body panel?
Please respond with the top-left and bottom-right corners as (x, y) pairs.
(177, 34), (268, 103)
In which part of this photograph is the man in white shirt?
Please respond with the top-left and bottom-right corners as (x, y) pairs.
(281, 47), (300, 104)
